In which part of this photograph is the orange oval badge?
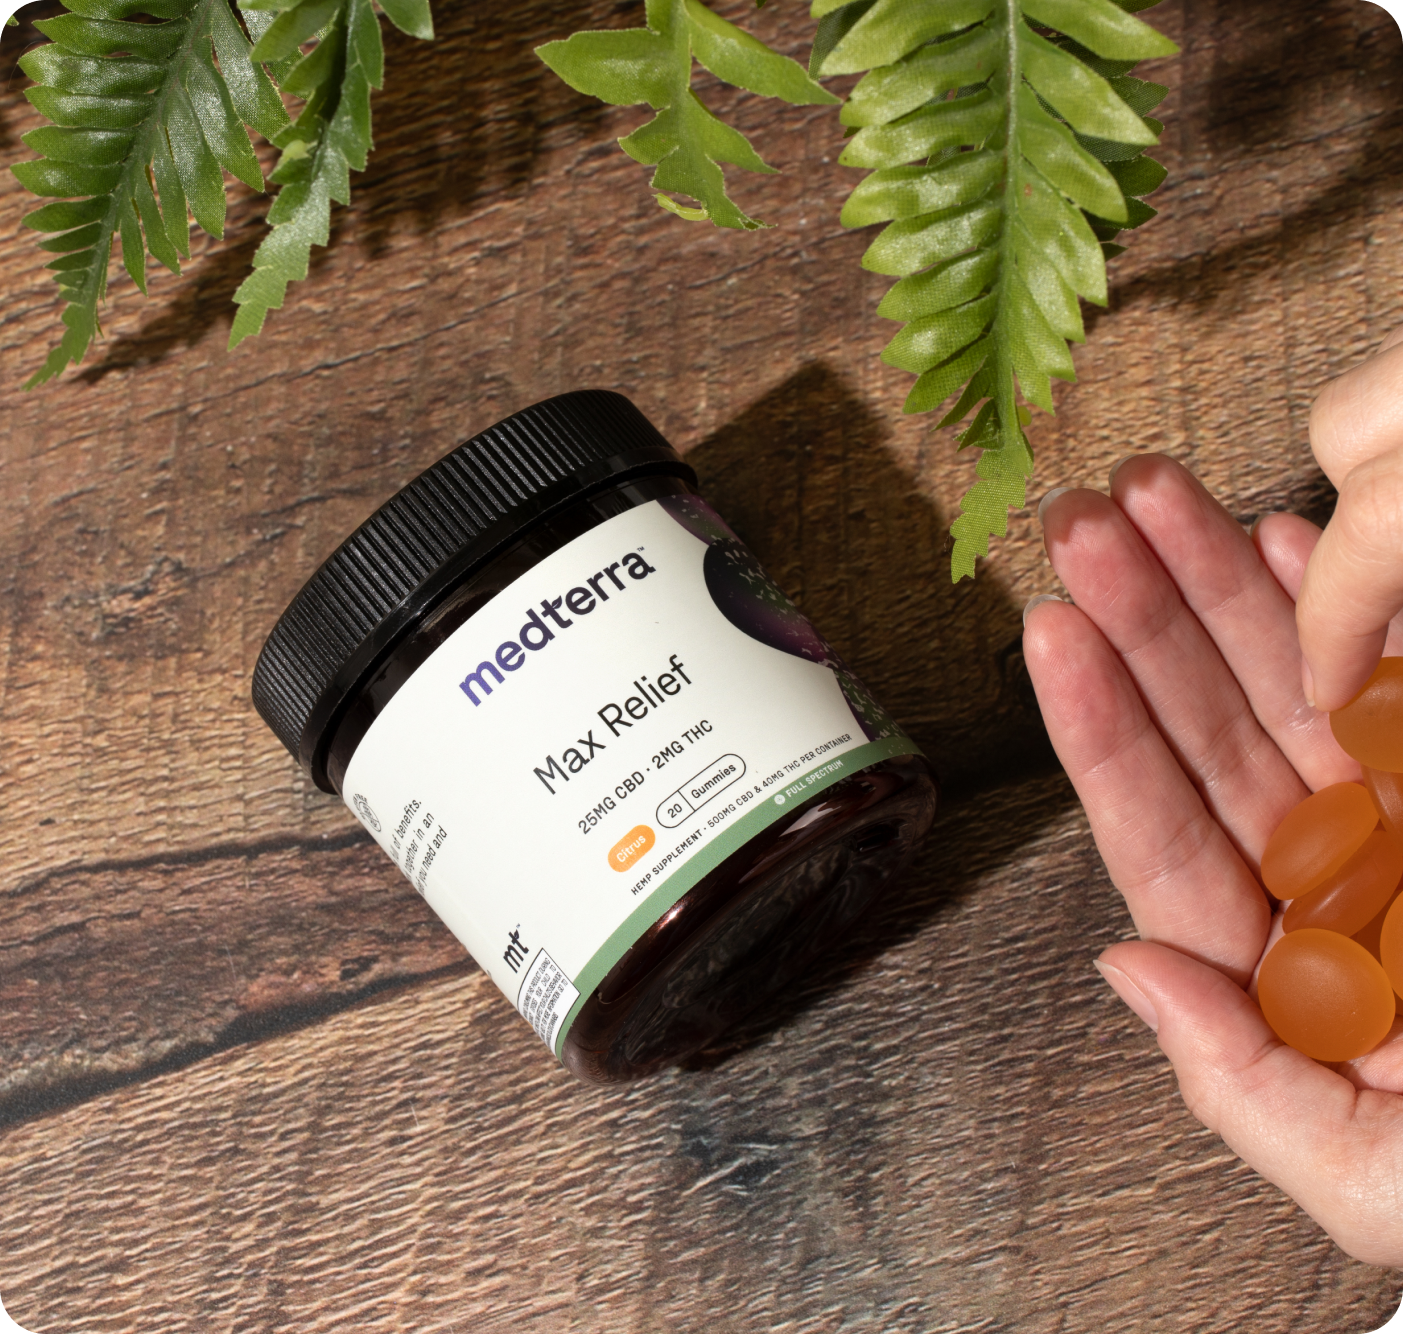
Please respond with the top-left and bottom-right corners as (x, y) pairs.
(608, 825), (655, 872)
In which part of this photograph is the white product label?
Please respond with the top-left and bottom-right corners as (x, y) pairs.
(342, 496), (918, 1058)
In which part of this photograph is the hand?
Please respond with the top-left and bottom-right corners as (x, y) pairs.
(1298, 327), (1403, 710)
(1024, 454), (1403, 1265)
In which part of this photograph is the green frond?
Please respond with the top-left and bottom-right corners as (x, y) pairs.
(11, 0), (289, 386)
(809, 1), (874, 79)
(1027, 29), (1168, 255)
(537, 0), (837, 230)
(818, 0), (996, 76)
(831, 0), (1176, 579)
(1023, 0), (1176, 61)
(839, 25), (999, 127)
(229, 0), (404, 346)
(376, 0), (434, 42)
(13, 0), (434, 380)
(839, 92), (1002, 170)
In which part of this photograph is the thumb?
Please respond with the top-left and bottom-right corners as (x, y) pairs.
(1096, 939), (1403, 1266)
(1294, 448), (1403, 710)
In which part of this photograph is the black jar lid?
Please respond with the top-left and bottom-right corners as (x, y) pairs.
(252, 390), (695, 790)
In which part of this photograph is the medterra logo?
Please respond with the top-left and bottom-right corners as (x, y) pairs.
(458, 550), (657, 707)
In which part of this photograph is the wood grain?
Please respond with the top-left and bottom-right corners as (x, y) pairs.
(1, 0), (1402, 1327)
(0, 773), (1398, 1333)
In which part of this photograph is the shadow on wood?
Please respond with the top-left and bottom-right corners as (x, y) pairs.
(1098, 119), (1403, 344)
(1187, 0), (1398, 162)
(687, 361), (1058, 803)
(1092, 1), (1403, 340)
(351, 1), (614, 259)
(676, 362), (1076, 1070)
(1234, 467), (1338, 532)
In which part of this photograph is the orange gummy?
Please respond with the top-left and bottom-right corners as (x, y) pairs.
(1356, 890), (1403, 1016)
(1331, 658), (1403, 771)
(1258, 929), (1395, 1060)
(1379, 895), (1403, 999)
(1284, 829), (1403, 936)
(1259, 782), (1379, 900)
(1364, 767), (1403, 843)
(1354, 884), (1402, 963)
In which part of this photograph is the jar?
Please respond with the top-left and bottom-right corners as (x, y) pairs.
(253, 392), (937, 1082)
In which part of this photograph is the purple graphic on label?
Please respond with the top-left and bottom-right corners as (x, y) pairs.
(659, 495), (902, 743)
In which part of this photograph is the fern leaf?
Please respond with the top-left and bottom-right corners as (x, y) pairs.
(375, 0), (433, 41)
(1023, 0), (1176, 61)
(821, 0), (1176, 580)
(537, 0), (837, 230)
(226, 0), (432, 346)
(840, 24), (998, 126)
(820, 0), (996, 76)
(810, 1), (874, 79)
(11, 0), (288, 387)
(1035, 30), (1168, 256)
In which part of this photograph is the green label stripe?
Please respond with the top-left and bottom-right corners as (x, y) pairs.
(552, 734), (922, 1059)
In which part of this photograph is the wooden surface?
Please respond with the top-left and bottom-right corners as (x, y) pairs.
(1, 0), (1402, 1328)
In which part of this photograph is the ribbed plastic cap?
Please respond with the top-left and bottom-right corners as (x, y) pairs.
(253, 390), (692, 787)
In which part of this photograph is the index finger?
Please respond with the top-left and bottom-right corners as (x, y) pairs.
(1295, 447), (1403, 710)
(1300, 329), (1403, 708)
(1310, 328), (1403, 488)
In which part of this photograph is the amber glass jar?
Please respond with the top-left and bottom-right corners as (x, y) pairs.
(254, 392), (936, 1082)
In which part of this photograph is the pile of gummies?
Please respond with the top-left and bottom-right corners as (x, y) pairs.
(1259, 658), (1403, 1061)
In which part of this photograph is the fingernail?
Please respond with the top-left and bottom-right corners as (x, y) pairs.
(1022, 593), (1063, 627)
(1108, 454), (1139, 488)
(1037, 487), (1071, 525)
(1301, 661), (1315, 711)
(1093, 958), (1160, 1032)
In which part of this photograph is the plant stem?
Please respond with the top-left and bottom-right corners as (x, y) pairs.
(994, 0), (1022, 453)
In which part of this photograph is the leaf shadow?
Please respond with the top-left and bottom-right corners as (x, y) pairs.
(1182, 0), (1399, 162)
(1091, 0), (1403, 336)
(349, 1), (617, 260)
(71, 193), (270, 382)
(1103, 142), (1403, 328)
